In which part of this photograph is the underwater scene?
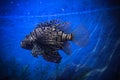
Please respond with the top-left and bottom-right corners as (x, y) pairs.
(0, 0), (120, 80)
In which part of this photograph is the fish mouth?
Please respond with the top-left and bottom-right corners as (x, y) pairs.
(21, 40), (33, 50)
(21, 41), (26, 49)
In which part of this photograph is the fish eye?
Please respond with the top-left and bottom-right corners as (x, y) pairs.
(52, 27), (55, 31)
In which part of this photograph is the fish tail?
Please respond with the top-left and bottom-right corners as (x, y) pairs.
(72, 25), (89, 47)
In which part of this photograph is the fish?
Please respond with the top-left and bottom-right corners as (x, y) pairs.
(21, 20), (89, 63)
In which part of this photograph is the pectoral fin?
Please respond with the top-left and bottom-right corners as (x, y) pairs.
(31, 44), (42, 57)
(42, 49), (61, 63)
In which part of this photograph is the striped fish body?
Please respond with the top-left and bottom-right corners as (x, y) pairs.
(21, 20), (72, 63)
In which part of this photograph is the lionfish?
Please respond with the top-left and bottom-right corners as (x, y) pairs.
(21, 20), (89, 63)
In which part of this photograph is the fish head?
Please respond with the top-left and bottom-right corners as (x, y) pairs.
(21, 35), (34, 50)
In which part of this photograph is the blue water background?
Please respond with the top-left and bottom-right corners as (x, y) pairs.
(0, 0), (120, 80)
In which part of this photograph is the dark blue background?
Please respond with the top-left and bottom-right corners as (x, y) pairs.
(0, 0), (120, 80)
